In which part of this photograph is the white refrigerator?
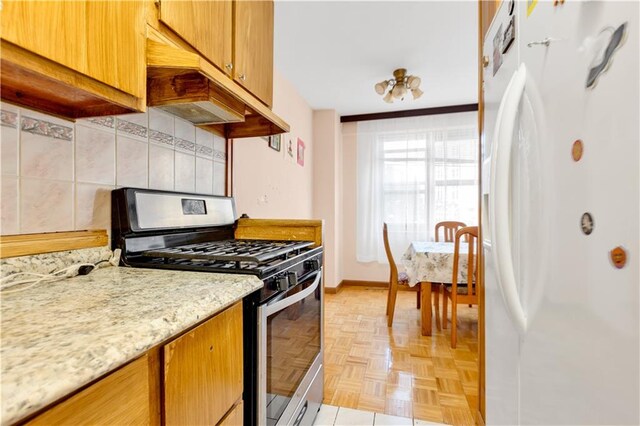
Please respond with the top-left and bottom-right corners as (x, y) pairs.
(482, 1), (639, 424)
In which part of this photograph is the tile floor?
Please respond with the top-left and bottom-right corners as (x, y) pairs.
(323, 286), (478, 425)
(313, 404), (444, 426)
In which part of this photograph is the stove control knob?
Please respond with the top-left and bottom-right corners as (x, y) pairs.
(287, 271), (298, 287)
(275, 274), (289, 291)
(305, 259), (320, 271)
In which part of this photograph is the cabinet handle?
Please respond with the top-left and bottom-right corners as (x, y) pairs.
(239, 74), (246, 82)
(225, 63), (233, 71)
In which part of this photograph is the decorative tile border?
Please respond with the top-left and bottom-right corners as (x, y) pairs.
(213, 150), (227, 161)
(195, 143), (213, 158)
(21, 116), (73, 141)
(87, 116), (115, 129)
(116, 118), (148, 139)
(175, 137), (195, 152)
(1, 110), (18, 128)
(149, 129), (174, 147)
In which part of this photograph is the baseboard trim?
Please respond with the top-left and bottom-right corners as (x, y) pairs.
(341, 279), (388, 288)
(325, 279), (419, 294)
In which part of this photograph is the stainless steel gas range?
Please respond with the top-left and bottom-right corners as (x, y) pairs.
(112, 188), (324, 426)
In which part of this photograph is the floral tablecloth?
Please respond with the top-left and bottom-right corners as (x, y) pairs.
(401, 241), (468, 286)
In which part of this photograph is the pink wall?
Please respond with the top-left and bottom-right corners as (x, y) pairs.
(312, 110), (342, 288)
(341, 122), (389, 282)
(232, 71), (313, 219)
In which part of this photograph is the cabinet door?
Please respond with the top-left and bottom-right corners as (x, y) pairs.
(219, 401), (243, 426)
(1, 1), (145, 99)
(164, 302), (243, 426)
(159, 0), (233, 76)
(27, 355), (151, 425)
(234, 0), (274, 107)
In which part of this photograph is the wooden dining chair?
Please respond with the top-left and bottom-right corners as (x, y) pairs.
(432, 221), (467, 325)
(383, 223), (421, 327)
(441, 226), (478, 348)
(435, 221), (467, 242)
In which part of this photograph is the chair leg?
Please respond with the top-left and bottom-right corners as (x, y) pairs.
(433, 284), (441, 330)
(451, 296), (458, 349)
(385, 277), (394, 316)
(387, 280), (399, 327)
(442, 289), (449, 329)
(416, 287), (421, 309)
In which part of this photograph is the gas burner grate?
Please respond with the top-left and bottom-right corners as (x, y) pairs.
(142, 239), (314, 265)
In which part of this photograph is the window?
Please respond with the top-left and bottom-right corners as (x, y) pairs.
(356, 112), (478, 263)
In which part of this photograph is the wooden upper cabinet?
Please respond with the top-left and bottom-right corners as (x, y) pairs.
(159, 0), (234, 77)
(163, 302), (244, 426)
(27, 355), (151, 426)
(0, 0), (145, 100)
(234, 0), (274, 107)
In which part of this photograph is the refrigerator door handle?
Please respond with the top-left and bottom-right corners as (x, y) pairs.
(490, 63), (528, 335)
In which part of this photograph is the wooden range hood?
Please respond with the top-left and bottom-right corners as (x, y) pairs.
(146, 38), (289, 138)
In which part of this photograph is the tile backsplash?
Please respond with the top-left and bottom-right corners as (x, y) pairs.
(0, 103), (227, 236)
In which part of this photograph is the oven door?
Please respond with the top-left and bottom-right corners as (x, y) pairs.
(258, 268), (323, 426)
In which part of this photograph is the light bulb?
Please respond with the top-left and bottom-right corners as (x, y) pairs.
(411, 87), (424, 100)
(392, 83), (407, 99)
(374, 80), (389, 95)
(383, 91), (394, 103)
(407, 76), (421, 89)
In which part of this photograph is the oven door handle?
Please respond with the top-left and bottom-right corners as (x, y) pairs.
(265, 269), (322, 316)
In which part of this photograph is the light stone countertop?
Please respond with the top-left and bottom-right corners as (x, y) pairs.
(0, 266), (263, 425)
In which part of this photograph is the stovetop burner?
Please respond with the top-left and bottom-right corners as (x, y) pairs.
(142, 239), (314, 265)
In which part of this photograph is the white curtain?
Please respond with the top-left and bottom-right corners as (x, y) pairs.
(356, 111), (478, 264)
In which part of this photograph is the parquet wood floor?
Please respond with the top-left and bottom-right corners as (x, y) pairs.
(324, 286), (478, 425)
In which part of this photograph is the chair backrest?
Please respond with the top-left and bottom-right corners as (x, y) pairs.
(452, 226), (479, 295)
(382, 223), (398, 281)
(435, 221), (467, 242)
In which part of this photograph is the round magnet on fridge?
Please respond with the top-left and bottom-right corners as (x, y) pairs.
(610, 246), (627, 269)
(572, 139), (584, 162)
(580, 212), (594, 235)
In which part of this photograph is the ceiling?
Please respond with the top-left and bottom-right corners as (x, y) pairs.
(274, 1), (478, 116)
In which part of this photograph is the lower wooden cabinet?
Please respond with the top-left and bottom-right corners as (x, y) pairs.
(22, 302), (244, 426)
(219, 400), (244, 426)
(27, 355), (151, 426)
(164, 302), (244, 425)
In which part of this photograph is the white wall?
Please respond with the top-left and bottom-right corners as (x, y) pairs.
(233, 70), (314, 219)
(0, 103), (226, 237)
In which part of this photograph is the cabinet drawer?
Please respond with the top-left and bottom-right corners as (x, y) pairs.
(27, 355), (150, 426)
(164, 302), (243, 426)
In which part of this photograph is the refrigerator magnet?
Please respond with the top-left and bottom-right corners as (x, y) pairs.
(493, 25), (503, 76)
(572, 139), (584, 162)
(586, 23), (627, 89)
(610, 246), (627, 269)
(580, 213), (594, 235)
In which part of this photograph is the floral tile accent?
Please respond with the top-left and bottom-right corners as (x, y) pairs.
(213, 150), (227, 161)
(175, 137), (195, 152)
(87, 116), (115, 129)
(1, 110), (18, 128)
(149, 129), (174, 147)
(116, 118), (148, 139)
(195, 143), (213, 157)
(21, 116), (73, 141)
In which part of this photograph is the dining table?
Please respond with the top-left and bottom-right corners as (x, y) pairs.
(402, 241), (469, 336)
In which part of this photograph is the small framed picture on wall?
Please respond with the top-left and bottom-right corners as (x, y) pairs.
(297, 138), (305, 166)
(269, 134), (281, 152)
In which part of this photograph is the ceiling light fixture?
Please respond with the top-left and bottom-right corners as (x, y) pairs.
(374, 68), (423, 103)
